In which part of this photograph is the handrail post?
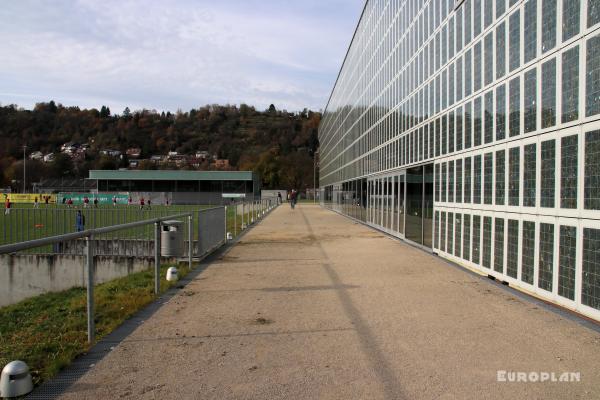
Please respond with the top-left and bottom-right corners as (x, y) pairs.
(154, 221), (161, 295)
(224, 206), (228, 241)
(188, 215), (193, 271)
(86, 235), (95, 344)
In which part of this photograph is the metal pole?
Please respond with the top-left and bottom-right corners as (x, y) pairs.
(188, 215), (192, 271)
(23, 145), (26, 193)
(224, 206), (228, 241)
(314, 149), (319, 203)
(154, 221), (160, 295)
(86, 235), (95, 343)
(234, 203), (237, 236)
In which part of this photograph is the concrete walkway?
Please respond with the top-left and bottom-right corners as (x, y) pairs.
(59, 205), (600, 399)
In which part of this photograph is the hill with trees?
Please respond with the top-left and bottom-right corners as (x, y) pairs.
(0, 101), (320, 191)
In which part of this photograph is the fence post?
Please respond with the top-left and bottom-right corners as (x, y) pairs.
(86, 235), (95, 344)
(224, 206), (227, 241)
(188, 215), (193, 271)
(154, 221), (161, 295)
(234, 203), (237, 236)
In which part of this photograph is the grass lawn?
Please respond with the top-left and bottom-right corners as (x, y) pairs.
(0, 262), (190, 387)
(0, 203), (272, 246)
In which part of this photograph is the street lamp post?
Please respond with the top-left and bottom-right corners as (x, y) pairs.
(23, 145), (27, 193)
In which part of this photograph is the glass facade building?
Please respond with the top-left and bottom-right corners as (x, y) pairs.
(319, 0), (600, 321)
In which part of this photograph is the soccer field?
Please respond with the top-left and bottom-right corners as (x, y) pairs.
(0, 203), (260, 247)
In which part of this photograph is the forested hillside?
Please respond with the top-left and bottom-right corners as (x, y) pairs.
(0, 102), (320, 191)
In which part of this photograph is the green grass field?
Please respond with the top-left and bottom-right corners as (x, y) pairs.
(0, 262), (189, 387)
(0, 202), (271, 247)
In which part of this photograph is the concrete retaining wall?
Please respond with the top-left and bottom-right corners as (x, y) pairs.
(0, 254), (176, 307)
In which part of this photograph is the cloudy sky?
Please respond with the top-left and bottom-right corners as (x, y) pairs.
(0, 0), (364, 114)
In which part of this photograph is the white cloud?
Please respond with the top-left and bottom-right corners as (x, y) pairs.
(0, 0), (364, 113)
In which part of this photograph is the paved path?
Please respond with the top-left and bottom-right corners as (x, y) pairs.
(59, 205), (600, 399)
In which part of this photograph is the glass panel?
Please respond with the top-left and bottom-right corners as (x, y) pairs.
(483, 216), (493, 268)
(496, 84), (506, 140)
(496, 22), (506, 79)
(406, 166), (424, 245)
(524, 143), (537, 207)
(456, 159), (463, 203)
(582, 228), (600, 310)
(484, 152), (494, 204)
(449, 161), (455, 203)
(465, 102), (473, 148)
(442, 162), (447, 202)
(538, 223), (554, 292)
(455, 213), (462, 257)
(474, 41), (482, 92)
(485, 90), (494, 144)
(522, 221), (536, 284)
(509, 10), (521, 72)
(441, 212), (447, 251)
(448, 212), (454, 255)
(399, 174), (405, 235)
(474, 155), (482, 204)
(509, 76), (521, 137)
(558, 225), (577, 301)
(463, 214), (471, 261)
(541, 0), (557, 53)
(435, 211), (440, 249)
(474, 96), (482, 146)
(524, 68), (537, 133)
(541, 139), (556, 208)
(464, 157), (472, 203)
(507, 219), (519, 278)
(494, 218), (505, 273)
(585, 129), (600, 209)
(541, 58), (557, 128)
(435, 164), (440, 202)
(588, 0), (600, 28)
(562, 46), (580, 123)
(496, 149), (505, 205)
(509, 147), (520, 206)
(423, 164), (434, 248)
(562, 0), (580, 42)
(560, 135), (578, 209)
(484, 32), (494, 86)
(474, 0), (482, 37)
(586, 34), (600, 117)
(524, 0), (538, 63)
(473, 215), (481, 264)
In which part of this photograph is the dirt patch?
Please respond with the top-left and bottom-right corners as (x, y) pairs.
(253, 317), (274, 325)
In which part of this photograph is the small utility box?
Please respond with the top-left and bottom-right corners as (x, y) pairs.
(161, 220), (183, 257)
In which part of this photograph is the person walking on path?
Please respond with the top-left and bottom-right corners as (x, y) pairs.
(4, 197), (11, 215)
(277, 192), (282, 204)
(75, 210), (85, 232)
(290, 189), (297, 209)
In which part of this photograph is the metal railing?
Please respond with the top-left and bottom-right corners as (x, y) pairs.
(0, 199), (279, 343)
(225, 199), (274, 238)
(0, 213), (192, 343)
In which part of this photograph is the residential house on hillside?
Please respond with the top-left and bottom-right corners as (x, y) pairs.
(126, 148), (142, 158)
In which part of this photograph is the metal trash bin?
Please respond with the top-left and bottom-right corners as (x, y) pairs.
(161, 220), (183, 257)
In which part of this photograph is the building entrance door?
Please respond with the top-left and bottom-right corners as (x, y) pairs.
(404, 164), (434, 248)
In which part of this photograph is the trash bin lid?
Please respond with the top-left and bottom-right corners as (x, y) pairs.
(162, 220), (183, 226)
(2, 360), (29, 376)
